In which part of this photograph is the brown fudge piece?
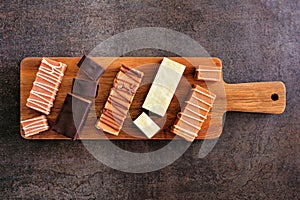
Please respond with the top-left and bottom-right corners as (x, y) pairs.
(96, 65), (144, 136)
(195, 65), (221, 82)
(171, 84), (216, 142)
(52, 93), (93, 140)
(21, 115), (49, 137)
(26, 58), (67, 115)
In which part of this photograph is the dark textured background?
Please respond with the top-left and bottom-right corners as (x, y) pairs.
(1, 0), (299, 199)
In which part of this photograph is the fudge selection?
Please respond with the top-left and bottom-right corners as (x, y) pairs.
(96, 65), (144, 136)
(22, 56), (218, 141)
(22, 56), (105, 139)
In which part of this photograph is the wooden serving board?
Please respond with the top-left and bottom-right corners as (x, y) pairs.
(20, 57), (286, 140)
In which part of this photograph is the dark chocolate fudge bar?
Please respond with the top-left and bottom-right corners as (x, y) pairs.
(52, 93), (93, 140)
(77, 55), (105, 81)
(72, 78), (99, 98)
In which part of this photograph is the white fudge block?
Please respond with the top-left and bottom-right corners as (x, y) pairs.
(133, 112), (160, 139)
(142, 57), (186, 116)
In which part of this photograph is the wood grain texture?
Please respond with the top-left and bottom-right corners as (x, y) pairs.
(225, 82), (286, 114)
(20, 57), (286, 140)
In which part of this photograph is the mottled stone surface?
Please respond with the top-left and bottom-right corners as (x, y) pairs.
(1, 0), (299, 199)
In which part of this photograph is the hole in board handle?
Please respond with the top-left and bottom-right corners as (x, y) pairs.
(271, 93), (279, 101)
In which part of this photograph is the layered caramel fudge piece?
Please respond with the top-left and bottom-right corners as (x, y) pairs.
(195, 65), (221, 82)
(26, 58), (67, 115)
(142, 57), (186, 116)
(52, 93), (93, 140)
(96, 65), (144, 136)
(21, 115), (49, 137)
(171, 85), (216, 142)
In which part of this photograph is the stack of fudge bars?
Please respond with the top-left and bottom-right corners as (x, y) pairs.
(22, 56), (220, 142)
(52, 55), (105, 139)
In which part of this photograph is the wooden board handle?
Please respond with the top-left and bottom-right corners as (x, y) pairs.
(225, 81), (286, 114)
